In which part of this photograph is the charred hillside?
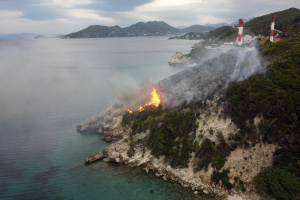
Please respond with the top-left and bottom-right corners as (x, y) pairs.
(158, 45), (264, 109)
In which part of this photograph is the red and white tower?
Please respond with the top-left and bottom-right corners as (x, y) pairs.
(238, 19), (243, 45)
(270, 15), (276, 42)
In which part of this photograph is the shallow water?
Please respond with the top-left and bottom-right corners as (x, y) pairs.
(0, 37), (214, 200)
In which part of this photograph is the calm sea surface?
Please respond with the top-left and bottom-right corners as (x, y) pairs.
(0, 37), (213, 200)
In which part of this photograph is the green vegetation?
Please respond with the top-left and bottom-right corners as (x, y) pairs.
(211, 169), (233, 190)
(127, 142), (135, 157)
(234, 177), (246, 192)
(193, 132), (231, 172)
(246, 8), (300, 36)
(148, 110), (197, 168)
(198, 26), (237, 42)
(225, 37), (300, 198)
(254, 167), (300, 200)
(226, 38), (300, 146)
(122, 105), (198, 168)
(121, 104), (163, 134)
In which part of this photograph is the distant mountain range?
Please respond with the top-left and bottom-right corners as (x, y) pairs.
(0, 33), (65, 39)
(180, 25), (214, 33)
(64, 21), (217, 38)
(64, 18), (259, 39)
(205, 18), (254, 28)
(65, 21), (179, 38)
(0, 33), (38, 39)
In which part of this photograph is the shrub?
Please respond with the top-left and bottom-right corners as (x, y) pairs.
(148, 109), (197, 168)
(211, 169), (233, 190)
(254, 167), (300, 200)
(214, 155), (225, 169)
(194, 138), (216, 171)
(127, 143), (135, 157)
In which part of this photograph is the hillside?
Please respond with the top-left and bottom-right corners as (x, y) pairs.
(246, 7), (300, 35)
(226, 37), (300, 200)
(65, 21), (179, 38)
(194, 8), (300, 42)
(180, 25), (214, 33)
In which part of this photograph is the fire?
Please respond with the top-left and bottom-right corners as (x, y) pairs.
(127, 88), (161, 113)
(138, 88), (161, 112)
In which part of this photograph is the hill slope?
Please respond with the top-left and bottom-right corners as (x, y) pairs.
(196, 8), (300, 42)
(181, 25), (214, 33)
(245, 7), (300, 35)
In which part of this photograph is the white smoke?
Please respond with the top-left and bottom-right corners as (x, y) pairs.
(157, 43), (266, 108)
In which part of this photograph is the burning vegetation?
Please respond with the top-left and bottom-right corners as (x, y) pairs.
(138, 88), (160, 112)
(127, 88), (161, 113)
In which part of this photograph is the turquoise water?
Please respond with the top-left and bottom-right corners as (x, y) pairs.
(0, 37), (214, 200)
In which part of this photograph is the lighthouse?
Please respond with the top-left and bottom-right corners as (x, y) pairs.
(238, 19), (243, 45)
(270, 15), (276, 42)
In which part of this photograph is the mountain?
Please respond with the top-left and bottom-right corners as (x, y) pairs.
(0, 33), (66, 39)
(180, 25), (214, 33)
(34, 35), (47, 39)
(0, 33), (38, 39)
(205, 18), (253, 28)
(125, 21), (179, 34)
(65, 21), (180, 38)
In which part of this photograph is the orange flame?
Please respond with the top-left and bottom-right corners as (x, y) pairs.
(127, 108), (133, 113)
(138, 88), (161, 112)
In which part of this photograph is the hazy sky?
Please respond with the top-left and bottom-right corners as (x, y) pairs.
(0, 0), (299, 34)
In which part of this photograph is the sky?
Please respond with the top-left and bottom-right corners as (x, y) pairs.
(0, 0), (299, 35)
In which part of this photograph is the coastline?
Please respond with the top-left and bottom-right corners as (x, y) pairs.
(81, 95), (273, 200)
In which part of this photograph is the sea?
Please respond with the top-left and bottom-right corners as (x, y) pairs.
(0, 36), (214, 200)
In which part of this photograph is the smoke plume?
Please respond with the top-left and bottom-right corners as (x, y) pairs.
(157, 43), (265, 109)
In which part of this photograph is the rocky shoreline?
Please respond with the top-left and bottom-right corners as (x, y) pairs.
(82, 95), (273, 199)
(80, 46), (270, 199)
(84, 131), (228, 199)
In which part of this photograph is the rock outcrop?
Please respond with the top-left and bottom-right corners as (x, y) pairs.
(168, 52), (195, 66)
(77, 103), (131, 142)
